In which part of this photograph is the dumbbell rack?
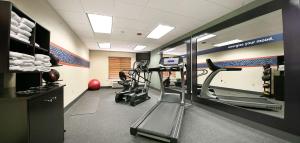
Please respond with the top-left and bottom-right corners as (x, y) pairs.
(262, 67), (272, 97)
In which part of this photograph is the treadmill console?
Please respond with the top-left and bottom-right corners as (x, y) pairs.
(160, 57), (183, 66)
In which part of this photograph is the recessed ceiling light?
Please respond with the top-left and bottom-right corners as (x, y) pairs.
(87, 14), (112, 34)
(164, 48), (175, 53)
(197, 33), (216, 42)
(214, 39), (243, 47)
(98, 43), (111, 49)
(147, 25), (175, 39)
(134, 45), (146, 50)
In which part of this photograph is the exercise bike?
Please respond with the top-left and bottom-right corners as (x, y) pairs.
(115, 60), (151, 106)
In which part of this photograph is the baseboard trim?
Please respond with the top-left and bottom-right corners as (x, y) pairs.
(102, 86), (112, 88)
(64, 89), (88, 113)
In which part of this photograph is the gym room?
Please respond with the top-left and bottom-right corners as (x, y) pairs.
(1, 0), (300, 143)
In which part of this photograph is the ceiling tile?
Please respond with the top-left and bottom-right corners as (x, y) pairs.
(115, 0), (149, 6)
(48, 0), (84, 12)
(113, 1), (144, 20)
(81, 0), (115, 15)
(207, 0), (255, 10)
(55, 10), (89, 24)
(48, 0), (268, 52)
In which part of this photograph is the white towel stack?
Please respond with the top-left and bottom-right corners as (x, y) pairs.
(35, 54), (51, 72)
(10, 11), (35, 44)
(9, 51), (36, 72)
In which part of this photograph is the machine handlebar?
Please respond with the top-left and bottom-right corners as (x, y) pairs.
(148, 65), (183, 72)
(206, 59), (242, 71)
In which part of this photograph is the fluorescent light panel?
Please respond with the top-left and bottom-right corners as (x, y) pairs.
(88, 14), (112, 33)
(134, 45), (146, 50)
(98, 43), (111, 49)
(147, 25), (175, 39)
(214, 39), (243, 47)
(197, 33), (216, 42)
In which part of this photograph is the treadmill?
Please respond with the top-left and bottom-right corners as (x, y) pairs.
(130, 57), (186, 143)
(200, 59), (282, 111)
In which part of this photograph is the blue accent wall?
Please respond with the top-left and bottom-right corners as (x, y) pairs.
(197, 33), (283, 56)
(197, 56), (278, 68)
(50, 44), (90, 68)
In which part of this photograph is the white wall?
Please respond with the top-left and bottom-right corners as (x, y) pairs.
(89, 51), (136, 86)
(197, 42), (284, 92)
(8, 0), (90, 107)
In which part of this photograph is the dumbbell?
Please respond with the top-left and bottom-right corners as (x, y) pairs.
(263, 91), (271, 96)
(263, 83), (270, 88)
(263, 69), (271, 75)
(262, 75), (271, 81)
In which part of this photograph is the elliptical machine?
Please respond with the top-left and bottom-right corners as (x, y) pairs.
(115, 60), (151, 106)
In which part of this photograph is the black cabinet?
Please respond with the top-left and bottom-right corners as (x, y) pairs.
(0, 86), (64, 143)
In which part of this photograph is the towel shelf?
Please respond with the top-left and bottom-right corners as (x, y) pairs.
(0, 1), (51, 73)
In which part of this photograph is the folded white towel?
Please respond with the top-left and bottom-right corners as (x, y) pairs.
(21, 56), (35, 61)
(11, 11), (18, 18)
(21, 63), (35, 67)
(9, 60), (22, 66)
(13, 35), (30, 44)
(43, 62), (52, 67)
(18, 29), (31, 37)
(9, 51), (23, 58)
(35, 58), (50, 63)
(21, 18), (35, 28)
(11, 11), (21, 23)
(10, 30), (16, 35)
(17, 33), (29, 40)
(35, 54), (50, 60)
(9, 57), (18, 60)
(9, 66), (21, 71)
(10, 33), (17, 39)
(10, 24), (19, 33)
(10, 66), (35, 71)
(10, 52), (35, 60)
(35, 61), (51, 67)
(10, 33), (16, 38)
(10, 59), (35, 66)
(21, 66), (36, 72)
(34, 61), (43, 66)
(35, 43), (40, 47)
(19, 23), (32, 32)
(35, 66), (51, 72)
(11, 19), (19, 26)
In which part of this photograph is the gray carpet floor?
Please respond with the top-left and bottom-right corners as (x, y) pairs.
(64, 89), (290, 143)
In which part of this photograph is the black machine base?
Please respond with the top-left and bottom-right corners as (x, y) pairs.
(115, 92), (150, 106)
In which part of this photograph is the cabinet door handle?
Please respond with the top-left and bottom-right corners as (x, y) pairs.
(43, 99), (53, 103)
(42, 96), (57, 103)
(52, 96), (57, 102)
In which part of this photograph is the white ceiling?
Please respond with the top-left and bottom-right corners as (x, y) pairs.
(47, 0), (255, 52)
(163, 9), (283, 55)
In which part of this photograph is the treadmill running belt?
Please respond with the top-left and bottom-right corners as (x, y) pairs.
(218, 95), (274, 104)
(138, 102), (180, 137)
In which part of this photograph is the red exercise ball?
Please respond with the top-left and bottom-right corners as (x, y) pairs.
(88, 79), (101, 90)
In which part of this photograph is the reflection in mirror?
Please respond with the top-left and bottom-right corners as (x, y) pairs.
(196, 10), (285, 119)
(162, 44), (187, 93)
